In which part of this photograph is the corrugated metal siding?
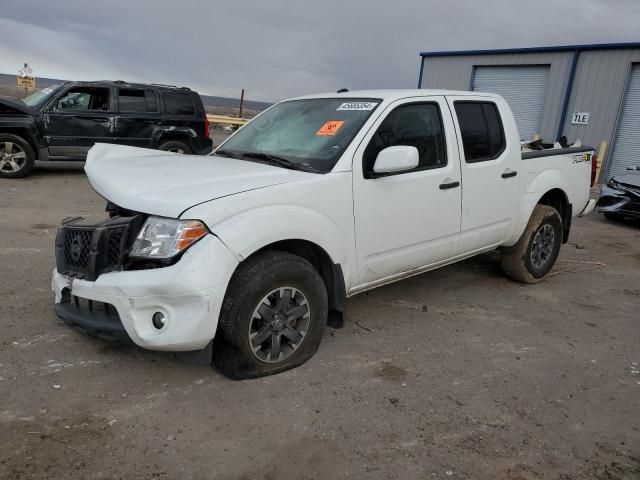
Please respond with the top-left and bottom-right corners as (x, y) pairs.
(473, 66), (549, 140)
(421, 52), (573, 140)
(563, 49), (640, 154)
(608, 65), (640, 177)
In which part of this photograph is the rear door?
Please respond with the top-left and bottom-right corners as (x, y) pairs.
(43, 86), (114, 158)
(114, 88), (161, 149)
(353, 96), (462, 285)
(447, 96), (520, 254)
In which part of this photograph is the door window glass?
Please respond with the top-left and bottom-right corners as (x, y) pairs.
(454, 101), (505, 162)
(118, 89), (158, 112)
(56, 87), (110, 111)
(363, 103), (447, 177)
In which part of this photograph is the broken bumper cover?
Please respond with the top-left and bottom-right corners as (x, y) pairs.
(597, 185), (640, 218)
(52, 235), (239, 351)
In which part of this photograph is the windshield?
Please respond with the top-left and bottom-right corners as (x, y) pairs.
(21, 84), (64, 108)
(217, 98), (381, 173)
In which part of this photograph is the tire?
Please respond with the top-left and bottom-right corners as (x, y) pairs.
(0, 134), (35, 179)
(213, 251), (328, 380)
(604, 212), (625, 222)
(158, 140), (192, 154)
(500, 205), (563, 284)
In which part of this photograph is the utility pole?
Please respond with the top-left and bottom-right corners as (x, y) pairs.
(239, 89), (245, 119)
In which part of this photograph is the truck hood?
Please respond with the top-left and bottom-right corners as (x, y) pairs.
(0, 96), (36, 115)
(85, 143), (316, 218)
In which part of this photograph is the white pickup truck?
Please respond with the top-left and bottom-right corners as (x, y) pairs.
(52, 89), (597, 379)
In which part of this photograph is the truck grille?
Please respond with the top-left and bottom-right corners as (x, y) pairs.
(55, 215), (142, 281)
(63, 228), (93, 269)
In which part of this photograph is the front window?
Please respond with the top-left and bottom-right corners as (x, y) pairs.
(21, 84), (63, 108)
(55, 87), (110, 111)
(217, 98), (381, 173)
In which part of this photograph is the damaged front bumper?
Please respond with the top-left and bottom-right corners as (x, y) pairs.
(597, 184), (640, 218)
(52, 235), (239, 351)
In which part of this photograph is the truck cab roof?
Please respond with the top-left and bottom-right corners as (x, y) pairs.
(290, 89), (504, 102)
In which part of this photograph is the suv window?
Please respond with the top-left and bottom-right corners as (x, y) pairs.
(55, 87), (110, 111)
(118, 88), (158, 113)
(163, 92), (195, 115)
(454, 101), (505, 162)
(363, 103), (446, 177)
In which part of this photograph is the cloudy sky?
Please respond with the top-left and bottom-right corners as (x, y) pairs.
(1, 0), (639, 102)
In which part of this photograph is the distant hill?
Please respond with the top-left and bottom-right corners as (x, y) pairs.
(0, 73), (272, 112)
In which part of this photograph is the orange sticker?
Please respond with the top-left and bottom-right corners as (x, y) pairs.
(316, 120), (345, 136)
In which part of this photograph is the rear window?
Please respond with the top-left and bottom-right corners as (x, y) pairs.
(454, 101), (506, 162)
(163, 92), (195, 115)
(118, 89), (158, 113)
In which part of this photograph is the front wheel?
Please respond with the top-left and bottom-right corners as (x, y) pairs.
(0, 134), (35, 179)
(213, 251), (328, 380)
(500, 204), (563, 284)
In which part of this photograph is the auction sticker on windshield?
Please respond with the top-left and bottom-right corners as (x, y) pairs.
(317, 120), (345, 136)
(336, 102), (378, 111)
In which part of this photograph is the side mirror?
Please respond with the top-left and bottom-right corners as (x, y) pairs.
(373, 146), (419, 174)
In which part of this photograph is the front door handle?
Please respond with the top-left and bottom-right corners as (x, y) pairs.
(439, 180), (460, 190)
(501, 170), (518, 179)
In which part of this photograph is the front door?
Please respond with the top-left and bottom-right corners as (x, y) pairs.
(353, 97), (462, 286)
(446, 96), (520, 254)
(43, 86), (114, 158)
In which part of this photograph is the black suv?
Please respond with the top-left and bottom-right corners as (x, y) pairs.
(0, 80), (213, 178)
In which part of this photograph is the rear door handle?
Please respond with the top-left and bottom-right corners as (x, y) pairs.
(439, 180), (460, 190)
(88, 117), (110, 123)
(501, 170), (518, 179)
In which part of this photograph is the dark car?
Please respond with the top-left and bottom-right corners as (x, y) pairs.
(597, 166), (640, 221)
(0, 80), (212, 178)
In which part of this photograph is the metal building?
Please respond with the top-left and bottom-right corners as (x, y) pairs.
(417, 43), (640, 180)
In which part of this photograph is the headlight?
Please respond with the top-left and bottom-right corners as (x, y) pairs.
(130, 217), (209, 259)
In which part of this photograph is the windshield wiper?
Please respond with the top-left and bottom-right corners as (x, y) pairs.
(214, 149), (239, 159)
(240, 152), (318, 173)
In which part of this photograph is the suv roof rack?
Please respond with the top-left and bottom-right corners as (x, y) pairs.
(149, 83), (191, 90)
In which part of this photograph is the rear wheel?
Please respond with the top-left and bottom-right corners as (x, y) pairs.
(213, 251), (328, 380)
(158, 140), (192, 154)
(500, 204), (563, 284)
(0, 134), (35, 179)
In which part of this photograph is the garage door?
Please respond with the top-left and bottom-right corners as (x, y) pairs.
(608, 65), (640, 178)
(473, 66), (550, 141)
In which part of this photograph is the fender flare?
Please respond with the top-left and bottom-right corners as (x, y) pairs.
(0, 120), (43, 159)
(152, 127), (198, 147)
(508, 169), (571, 245)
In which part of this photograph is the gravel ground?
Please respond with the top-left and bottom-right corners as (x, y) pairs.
(1, 162), (639, 480)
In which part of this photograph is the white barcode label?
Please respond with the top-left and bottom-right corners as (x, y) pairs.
(336, 102), (378, 111)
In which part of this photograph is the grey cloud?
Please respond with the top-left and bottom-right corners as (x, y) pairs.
(1, 0), (639, 102)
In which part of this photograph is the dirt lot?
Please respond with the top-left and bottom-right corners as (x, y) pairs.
(1, 162), (639, 480)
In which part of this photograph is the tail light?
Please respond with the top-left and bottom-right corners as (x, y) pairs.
(591, 154), (598, 187)
(204, 117), (210, 139)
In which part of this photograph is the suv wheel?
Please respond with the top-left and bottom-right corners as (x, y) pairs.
(500, 204), (563, 284)
(0, 134), (35, 179)
(158, 140), (192, 154)
(213, 251), (328, 380)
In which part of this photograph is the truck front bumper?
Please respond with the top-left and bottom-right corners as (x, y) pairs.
(52, 235), (239, 352)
